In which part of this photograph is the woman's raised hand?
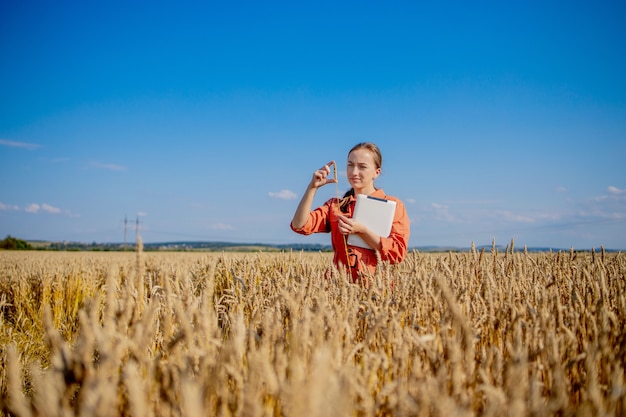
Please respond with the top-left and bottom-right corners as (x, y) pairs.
(309, 160), (337, 189)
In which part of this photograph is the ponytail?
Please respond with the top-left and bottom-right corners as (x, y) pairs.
(339, 188), (354, 213)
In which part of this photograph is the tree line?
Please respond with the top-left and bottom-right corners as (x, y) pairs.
(0, 235), (33, 250)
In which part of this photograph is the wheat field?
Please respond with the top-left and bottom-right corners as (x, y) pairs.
(1, 243), (625, 416)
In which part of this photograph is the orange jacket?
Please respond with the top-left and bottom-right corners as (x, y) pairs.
(291, 188), (410, 282)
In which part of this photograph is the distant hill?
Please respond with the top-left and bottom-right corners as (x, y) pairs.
(20, 239), (622, 253)
(25, 240), (334, 252)
(142, 241), (333, 252)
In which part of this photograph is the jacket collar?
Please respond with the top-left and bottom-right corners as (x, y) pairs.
(350, 188), (386, 201)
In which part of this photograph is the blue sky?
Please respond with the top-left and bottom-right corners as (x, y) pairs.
(1, 0), (625, 249)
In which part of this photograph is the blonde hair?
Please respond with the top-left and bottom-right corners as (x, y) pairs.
(349, 142), (382, 169)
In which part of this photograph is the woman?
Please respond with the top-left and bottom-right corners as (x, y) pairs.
(290, 142), (410, 282)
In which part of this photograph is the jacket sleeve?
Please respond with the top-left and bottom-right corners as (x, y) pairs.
(379, 198), (410, 264)
(290, 199), (333, 235)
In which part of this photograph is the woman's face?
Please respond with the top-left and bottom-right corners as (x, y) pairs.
(347, 148), (381, 193)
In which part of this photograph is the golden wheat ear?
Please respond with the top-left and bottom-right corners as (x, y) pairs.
(333, 162), (337, 182)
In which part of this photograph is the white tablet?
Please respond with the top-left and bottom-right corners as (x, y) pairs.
(347, 194), (397, 249)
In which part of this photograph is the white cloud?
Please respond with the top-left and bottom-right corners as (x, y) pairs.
(40, 157), (70, 164)
(210, 223), (234, 230)
(90, 161), (127, 171)
(440, 199), (499, 206)
(22, 203), (66, 215)
(429, 202), (458, 222)
(568, 185), (626, 229)
(0, 202), (19, 211)
(0, 139), (40, 150)
(591, 186), (626, 203)
(498, 210), (535, 223)
(269, 189), (298, 200)
(25, 204), (41, 213)
(41, 203), (61, 214)
(405, 198), (416, 204)
(1, 200), (78, 217)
